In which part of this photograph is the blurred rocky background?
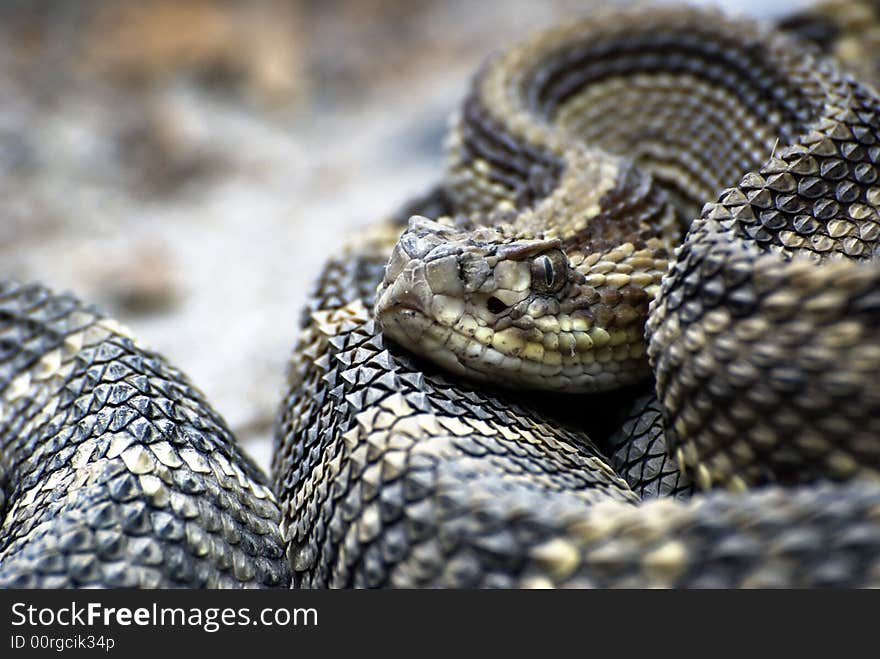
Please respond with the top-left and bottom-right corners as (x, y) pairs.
(0, 0), (811, 471)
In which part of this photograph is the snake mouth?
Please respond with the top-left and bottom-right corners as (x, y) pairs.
(377, 294), (648, 392)
(375, 302), (436, 347)
(375, 266), (434, 338)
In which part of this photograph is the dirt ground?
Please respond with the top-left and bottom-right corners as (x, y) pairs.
(0, 0), (806, 473)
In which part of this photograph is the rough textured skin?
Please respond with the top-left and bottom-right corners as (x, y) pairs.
(375, 9), (809, 393)
(377, 8), (880, 489)
(274, 5), (880, 588)
(5, 3), (880, 589)
(604, 392), (693, 500)
(273, 224), (636, 588)
(274, 216), (880, 588)
(0, 281), (289, 588)
(645, 58), (880, 492)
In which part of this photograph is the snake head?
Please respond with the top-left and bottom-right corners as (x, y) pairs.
(375, 215), (657, 391)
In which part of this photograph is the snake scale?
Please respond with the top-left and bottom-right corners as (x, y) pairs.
(4, 2), (880, 588)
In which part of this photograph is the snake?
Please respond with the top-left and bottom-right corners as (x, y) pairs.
(4, 2), (880, 588)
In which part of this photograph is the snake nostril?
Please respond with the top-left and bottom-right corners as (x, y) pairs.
(486, 297), (508, 314)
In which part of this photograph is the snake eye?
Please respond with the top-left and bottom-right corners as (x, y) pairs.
(530, 250), (567, 293)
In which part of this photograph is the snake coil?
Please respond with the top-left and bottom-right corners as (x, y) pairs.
(2, 4), (880, 588)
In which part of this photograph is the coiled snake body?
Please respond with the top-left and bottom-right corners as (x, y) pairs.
(4, 4), (880, 588)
